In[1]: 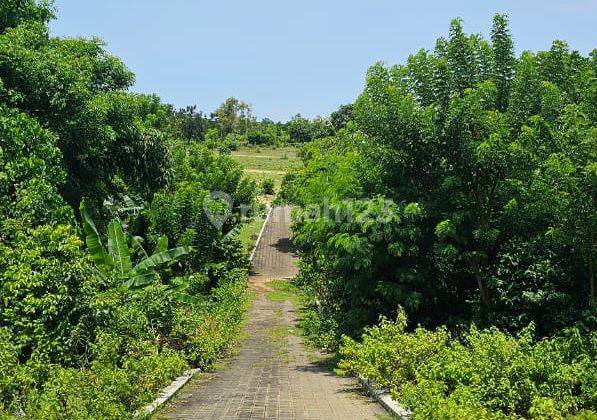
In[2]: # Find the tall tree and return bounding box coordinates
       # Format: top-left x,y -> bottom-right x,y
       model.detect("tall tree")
447,18 -> 474,93
491,14 -> 515,111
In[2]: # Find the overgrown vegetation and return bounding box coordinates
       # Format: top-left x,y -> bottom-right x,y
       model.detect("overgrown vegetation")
1,2 -> 594,417
281,14 -> 596,417
340,311 -> 595,419
0,1 -> 254,417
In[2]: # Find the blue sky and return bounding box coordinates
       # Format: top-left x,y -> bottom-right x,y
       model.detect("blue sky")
50,0 -> 596,121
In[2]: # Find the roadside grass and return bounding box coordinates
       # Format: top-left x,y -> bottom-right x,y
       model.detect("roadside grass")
266,279 -> 304,305
232,145 -> 299,159
236,215 -> 266,253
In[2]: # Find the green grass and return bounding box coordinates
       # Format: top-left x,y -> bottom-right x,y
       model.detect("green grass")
266,279 -> 304,305
236,215 -> 266,252
230,145 -> 301,194
231,146 -> 301,173
233,145 -> 300,159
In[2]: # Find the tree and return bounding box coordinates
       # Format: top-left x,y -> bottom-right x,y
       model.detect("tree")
284,13 -> 596,337
447,18 -> 474,93
330,103 -> 354,131
0,20 -> 171,208
287,113 -> 312,142
211,97 -> 254,136
491,14 -> 515,111
172,105 -> 208,142
0,0 -> 54,34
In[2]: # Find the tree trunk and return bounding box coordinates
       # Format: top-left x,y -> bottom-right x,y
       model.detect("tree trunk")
471,258 -> 491,307
589,234 -> 595,300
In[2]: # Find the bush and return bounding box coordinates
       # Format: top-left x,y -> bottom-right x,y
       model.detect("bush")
339,311 -> 596,419
261,178 -> 275,195
0,6 -> 253,417
171,269 -> 248,368
0,268 -> 249,417
0,224 -> 95,363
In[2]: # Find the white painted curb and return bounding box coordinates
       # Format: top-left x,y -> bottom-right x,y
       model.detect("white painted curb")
249,206 -> 272,262
358,375 -> 411,419
136,210 -> 272,418
135,368 -> 200,418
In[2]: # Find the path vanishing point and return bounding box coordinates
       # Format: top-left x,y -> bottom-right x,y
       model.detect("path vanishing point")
157,206 -> 387,419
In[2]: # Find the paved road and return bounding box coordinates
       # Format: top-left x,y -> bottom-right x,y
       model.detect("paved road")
157,206 -> 386,419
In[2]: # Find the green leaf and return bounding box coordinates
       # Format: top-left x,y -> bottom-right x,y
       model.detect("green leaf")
134,246 -> 194,273
131,236 -> 149,259
107,220 -> 132,278
123,273 -> 159,289
79,201 -> 113,268
154,236 -> 169,254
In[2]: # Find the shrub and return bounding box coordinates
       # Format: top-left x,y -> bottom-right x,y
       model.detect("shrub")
261,178 -> 275,195
340,312 -> 596,419
171,269 -> 248,368
0,224 -> 95,363
0,328 -> 28,413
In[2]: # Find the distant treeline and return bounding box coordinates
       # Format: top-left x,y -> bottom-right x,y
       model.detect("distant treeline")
168,97 -> 354,150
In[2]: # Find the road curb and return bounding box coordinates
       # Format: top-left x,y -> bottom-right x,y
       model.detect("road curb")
250,206 -> 272,262
137,210 -> 272,418
357,375 -> 411,419
135,368 -> 200,418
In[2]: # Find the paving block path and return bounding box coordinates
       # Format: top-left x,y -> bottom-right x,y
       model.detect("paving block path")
157,206 -> 386,420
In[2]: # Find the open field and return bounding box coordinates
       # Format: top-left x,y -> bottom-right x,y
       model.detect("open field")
231,146 -> 301,192
231,146 -> 301,171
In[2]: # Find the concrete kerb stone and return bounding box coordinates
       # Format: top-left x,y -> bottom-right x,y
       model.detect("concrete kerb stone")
357,375 -> 412,419
134,369 -> 200,418
135,208 -> 272,418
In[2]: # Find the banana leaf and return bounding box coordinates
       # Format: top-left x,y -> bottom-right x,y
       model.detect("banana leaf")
133,246 -> 194,273
123,272 -> 158,289
107,220 -> 132,278
154,236 -> 169,254
131,236 -> 149,259
79,201 -> 113,268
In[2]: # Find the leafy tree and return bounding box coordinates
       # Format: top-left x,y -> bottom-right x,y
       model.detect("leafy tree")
284,14 -> 596,339
447,18 -> 475,92
287,113 -> 333,143
330,104 -> 354,131
287,113 -> 313,142
170,105 -> 209,142
0,18 -> 170,208
491,13 -> 515,111
0,103 -> 71,225
211,97 -> 254,136
0,0 -> 54,34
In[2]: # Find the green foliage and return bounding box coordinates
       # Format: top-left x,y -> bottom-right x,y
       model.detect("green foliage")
0,19 -> 170,207
0,0 -> 54,34
0,224 -> 94,363
340,312 -> 596,419
287,113 -> 333,143
292,196 -> 425,344
261,177 -> 275,195
80,201 -> 193,289
330,103 -> 354,131
284,14 -> 596,342
0,5 -> 252,417
0,104 -> 71,225
171,269 -> 248,367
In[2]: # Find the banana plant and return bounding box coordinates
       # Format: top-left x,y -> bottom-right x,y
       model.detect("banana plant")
80,201 -> 194,289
